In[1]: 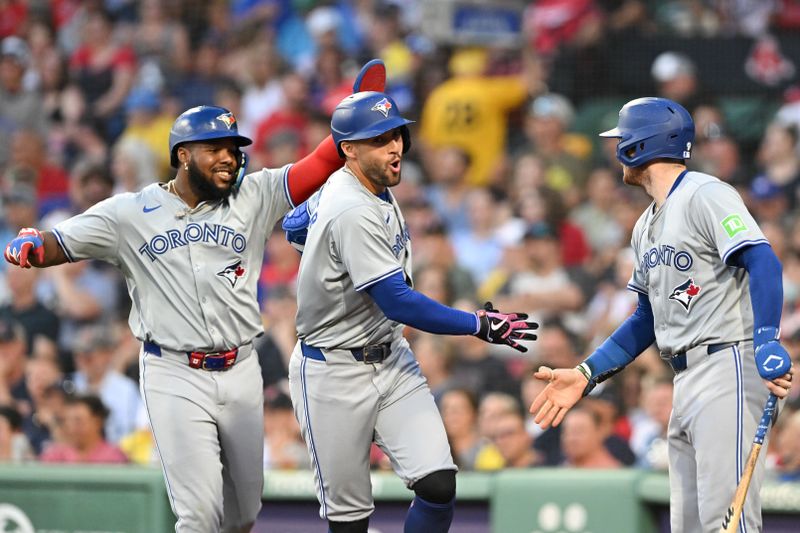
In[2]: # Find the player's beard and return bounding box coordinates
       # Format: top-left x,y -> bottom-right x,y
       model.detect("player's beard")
363,158 -> 402,189
622,164 -> 650,188
187,159 -> 233,202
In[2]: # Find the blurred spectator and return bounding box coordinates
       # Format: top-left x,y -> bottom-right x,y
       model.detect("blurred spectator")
560,406 -> 622,468
20,356 -> 64,454
411,220 -> 476,304
423,146 -> 472,234
449,189 -> 505,285
477,392 -> 521,439
110,137 -> 160,193
263,386 -> 308,470
755,122 -> 800,208
117,88 -> 172,176
489,410 -> 542,468
252,72 -> 311,168
774,409 -> 800,481
490,223 -> 585,328
748,174 -> 790,224
0,183 -> 41,255
255,284 -> 296,388
8,129 -> 70,216
414,334 -> 456,404
68,8 -> 136,141
651,0 -> 720,36
131,0 -> 191,87
650,51 -> 700,108
0,265 -> 60,351
448,307 -> 519,398
71,325 -> 142,444
172,38 -> 230,111
0,404 -> 33,462
629,375 -> 673,470
571,167 -> 625,255
0,317 -> 29,411
690,134 -> 748,187
523,0 -> 603,60
419,47 -> 530,186
0,36 -> 48,168
441,388 -> 502,471
238,43 -> 284,141
40,394 -> 128,463
523,94 -> 591,205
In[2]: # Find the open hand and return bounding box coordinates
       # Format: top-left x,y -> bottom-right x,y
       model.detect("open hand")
529,366 -> 587,428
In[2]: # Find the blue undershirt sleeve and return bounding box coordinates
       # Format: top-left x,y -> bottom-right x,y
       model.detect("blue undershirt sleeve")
728,242 -> 783,334
583,294 -> 656,379
365,271 -> 479,335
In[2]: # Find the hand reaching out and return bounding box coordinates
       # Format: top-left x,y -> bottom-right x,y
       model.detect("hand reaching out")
529,366 -> 588,428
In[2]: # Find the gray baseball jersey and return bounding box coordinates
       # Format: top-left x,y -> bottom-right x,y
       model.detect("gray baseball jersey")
289,166 -> 455,523
53,166 -> 292,351
627,171 -> 767,355
53,166 -> 292,531
295,166 -> 412,348
626,170 -> 771,533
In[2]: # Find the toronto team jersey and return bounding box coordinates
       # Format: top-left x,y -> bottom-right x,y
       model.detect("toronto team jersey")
295,166 -> 411,349
53,166 -> 293,351
627,171 -> 768,355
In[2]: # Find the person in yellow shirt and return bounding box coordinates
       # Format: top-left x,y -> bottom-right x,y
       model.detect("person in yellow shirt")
420,48 -> 539,186
117,88 -> 174,179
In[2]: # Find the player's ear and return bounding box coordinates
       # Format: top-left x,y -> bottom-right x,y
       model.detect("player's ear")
340,141 -> 357,159
177,146 -> 190,167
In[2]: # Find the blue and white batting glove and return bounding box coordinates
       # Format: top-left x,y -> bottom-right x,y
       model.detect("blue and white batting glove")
754,326 -> 791,381
4,227 -> 45,268
474,302 -> 538,353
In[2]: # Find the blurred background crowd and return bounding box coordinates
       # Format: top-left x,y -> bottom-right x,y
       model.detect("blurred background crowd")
1,0 -> 800,486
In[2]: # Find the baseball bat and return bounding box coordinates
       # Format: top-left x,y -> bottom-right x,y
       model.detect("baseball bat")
718,392 -> 778,533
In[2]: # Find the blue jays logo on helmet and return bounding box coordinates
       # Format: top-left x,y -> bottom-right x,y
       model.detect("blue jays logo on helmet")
216,112 -> 236,129
669,278 -> 702,312
370,98 -> 393,118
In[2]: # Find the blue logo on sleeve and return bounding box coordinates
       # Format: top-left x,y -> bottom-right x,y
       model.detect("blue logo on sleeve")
143,204 -> 162,213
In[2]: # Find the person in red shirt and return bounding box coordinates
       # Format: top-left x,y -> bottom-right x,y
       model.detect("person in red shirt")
39,394 -> 128,464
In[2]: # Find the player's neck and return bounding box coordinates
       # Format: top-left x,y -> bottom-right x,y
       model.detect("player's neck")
344,162 -> 386,195
169,177 -> 200,208
647,164 -> 686,208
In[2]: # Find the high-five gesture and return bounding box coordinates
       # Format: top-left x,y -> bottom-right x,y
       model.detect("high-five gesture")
473,302 -> 539,352
529,366 -> 588,428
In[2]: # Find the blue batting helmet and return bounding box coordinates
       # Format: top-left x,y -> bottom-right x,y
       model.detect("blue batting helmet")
331,91 -> 414,158
599,97 -> 694,167
168,106 -> 252,167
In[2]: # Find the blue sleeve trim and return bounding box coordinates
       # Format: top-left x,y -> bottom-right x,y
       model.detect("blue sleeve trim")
722,238 -> 769,265
626,283 -> 648,296
366,271 -> 478,335
734,243 -> 782,332
283,164 -> 295,208
585,294 -> 655,377
354,267 -> 404,292
51,228 -> 75,263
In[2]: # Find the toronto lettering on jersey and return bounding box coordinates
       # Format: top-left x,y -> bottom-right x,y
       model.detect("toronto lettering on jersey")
137,222 -> 247,261
639,244 -> 693,274
391,224 -> 411,258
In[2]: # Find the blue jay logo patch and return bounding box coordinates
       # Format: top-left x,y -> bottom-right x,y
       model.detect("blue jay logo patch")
216,112 -> 237,129
217,260 -> 245,288
669,278 -> 702,312
371,98 -> 393,117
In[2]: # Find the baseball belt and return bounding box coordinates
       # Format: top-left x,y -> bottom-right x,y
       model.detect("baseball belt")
666,341 -> 738,373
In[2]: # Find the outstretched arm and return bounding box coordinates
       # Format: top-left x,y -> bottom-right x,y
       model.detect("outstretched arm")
530,293 -> 655,428
365,271 -> 538,352
5,229 -> 69,268
285,59 -> 387,206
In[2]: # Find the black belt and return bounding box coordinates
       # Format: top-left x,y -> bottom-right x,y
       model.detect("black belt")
668,342 -> 738,373
143,341 -> 239,371
300,341 -> 391,363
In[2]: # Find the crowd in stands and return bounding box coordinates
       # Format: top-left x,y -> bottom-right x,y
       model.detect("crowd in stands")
1,0 -> 800,484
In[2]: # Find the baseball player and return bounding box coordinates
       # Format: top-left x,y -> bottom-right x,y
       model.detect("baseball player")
529,97 -> 794,533
3,61 -> 388,532
281,91 -> 538,533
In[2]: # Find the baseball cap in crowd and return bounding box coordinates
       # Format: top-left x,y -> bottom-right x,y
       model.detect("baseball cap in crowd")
529,93 -> 575,125
3,183 -> 37,206
749,175 -> 783,201
651,51 -> 696,83
524,221 -> 558,240
74,325 -> 117,354
125,88 -> 161,114
1,36 -> 30,67
0,316 -> 25,343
